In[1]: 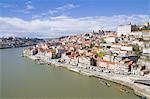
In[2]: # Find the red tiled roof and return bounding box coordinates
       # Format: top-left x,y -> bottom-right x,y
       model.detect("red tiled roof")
99,60 -> 119,65
142,30 -> 150,32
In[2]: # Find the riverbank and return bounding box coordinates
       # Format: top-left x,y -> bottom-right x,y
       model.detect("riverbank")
26,55 -> 150,99
0,45 -> 35,49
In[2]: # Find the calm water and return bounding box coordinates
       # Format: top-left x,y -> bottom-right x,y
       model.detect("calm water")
0,47 -> 139,99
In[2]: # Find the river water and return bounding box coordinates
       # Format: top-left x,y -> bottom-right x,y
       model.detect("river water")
0,47 -> 140,99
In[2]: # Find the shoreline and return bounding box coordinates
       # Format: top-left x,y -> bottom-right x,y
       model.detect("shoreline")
26,55 -> 150,99
0,45 -> 35,49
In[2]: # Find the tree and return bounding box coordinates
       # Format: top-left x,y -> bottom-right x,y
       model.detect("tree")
97,52 -> 106,59
132,44 -> 142,58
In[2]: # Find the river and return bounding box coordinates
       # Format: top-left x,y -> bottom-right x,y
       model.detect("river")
0,47 -> 140,99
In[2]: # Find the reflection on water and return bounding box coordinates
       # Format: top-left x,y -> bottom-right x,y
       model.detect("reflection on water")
0,47 -> 139,99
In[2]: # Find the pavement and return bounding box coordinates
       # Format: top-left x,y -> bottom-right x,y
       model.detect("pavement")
134,80 -> 150,86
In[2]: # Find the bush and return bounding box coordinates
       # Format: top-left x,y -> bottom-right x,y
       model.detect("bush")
132,44 -> 142,58
97,52 -> 106,59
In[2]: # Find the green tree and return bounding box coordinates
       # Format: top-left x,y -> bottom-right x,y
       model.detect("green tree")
97,52 -> 106,59
132,44 -> 142,58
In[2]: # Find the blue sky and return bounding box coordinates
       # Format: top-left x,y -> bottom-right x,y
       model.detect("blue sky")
0,0 -> 149,19
0,0 -> 149,38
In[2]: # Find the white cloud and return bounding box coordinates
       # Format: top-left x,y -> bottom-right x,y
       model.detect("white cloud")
0,15 -> 149,38
48,3 -> 79,15
32,15 -> 41,19
18,1 -> 35,14
48,10 -> 58,15
25,1 -> 35,11
25,1 -> 32,5
56,3 -> 79,10
32,3 -> 79,19
0,2 -> 15,8
26,5 -> 34,10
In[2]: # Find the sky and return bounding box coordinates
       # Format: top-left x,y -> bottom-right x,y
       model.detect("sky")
0,0 -> 150,38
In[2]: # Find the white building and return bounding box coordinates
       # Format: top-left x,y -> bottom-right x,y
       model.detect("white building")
105,37 -> 118,43
129,32 -> 142,38
61,53 -> 70,63
142,30 -> 150,40
121,46 -> 133,51
78,57 -> 90,66
143,48 -> 150,56
45,51 -> 52,59
117,24 -> 136,36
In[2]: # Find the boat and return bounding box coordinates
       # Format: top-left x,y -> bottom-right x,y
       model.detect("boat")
99,80 -> 111,87
105,82 -> 111,87
69,68 -> 79,72
48,63 -> 51,65
120,88 -> 129,93
37,60 -> 45,65
80,71 -> 92,76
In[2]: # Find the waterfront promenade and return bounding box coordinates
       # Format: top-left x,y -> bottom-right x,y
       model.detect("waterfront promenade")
134,80 -> 150,86
27,55 -> 150,99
